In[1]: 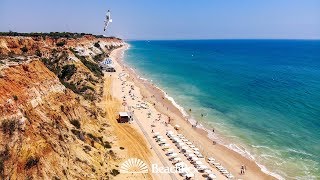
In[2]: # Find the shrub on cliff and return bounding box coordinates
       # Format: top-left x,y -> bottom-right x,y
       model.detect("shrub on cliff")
20,46 -> 28,53
60,80 -> 78,93
35,49 -> 42,57
1,119 -> 16,136
93,53 -> 104,62
59,64 -> 77,81
103,141 -> 112,149
76,55 -> 102,77
70,119 -> 81,129
56,40 -> 66,47
25,156 -> 39,169
71,129 -> 85,141
81,59 -> 103,78
94,42 -> 100,48
12,95 -> 18,101
0,146 -> 10,178
110,169 -> 119,176
79,85 -> 95,93
70,49 -> 103,77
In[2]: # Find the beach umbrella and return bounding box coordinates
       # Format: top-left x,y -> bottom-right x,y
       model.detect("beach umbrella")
216,166 -> 225,171
170,136 -> 177,140
212,162 -> 220,166
169,153 -> 178,157
159,139 -> 167,142
166,131 -> 173,135
221,170 -> 229,174
179,170 -> 187,177
186,173 -> 194,178
181,146 -> 189,150
197,153 -> 204,158
181,139 -> 188,142
192,148 -> 199,151
166,148 -> 174,152
172,137 -> 180,142
204,169 -> 212,175
177,142 -> 185,145
208,157 -> 215,162
163,143 -> 170,147
162,147 -> 169,150
189,145 -> 196,148
188,154 -> 196,158
194,161 -> 203,165
194,151 -> 200,155
177,142 -> 185,147
196,165 -> 208,171
190,157 -> 199,161
175,162 -> 185,168
166,151 -> 174,155
226,174 -> 234,179
208,174 -> 217,179
186,142 -> 192,145
173,157 -> 181,162
201,165 -> 209,170
156,136 -> 164,140
155,135 -> 163,139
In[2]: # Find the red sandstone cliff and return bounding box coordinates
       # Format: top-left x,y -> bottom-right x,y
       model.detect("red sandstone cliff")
0,34 -> 125,179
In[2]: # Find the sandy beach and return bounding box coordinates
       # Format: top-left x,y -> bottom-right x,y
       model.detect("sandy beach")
106,45 -> 275,180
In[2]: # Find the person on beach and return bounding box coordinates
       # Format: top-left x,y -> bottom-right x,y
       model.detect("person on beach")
212,128 -> 215,133
241,165 -> 246,175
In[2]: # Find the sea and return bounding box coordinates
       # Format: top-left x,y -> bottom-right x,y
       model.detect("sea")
123,40 -> 320,179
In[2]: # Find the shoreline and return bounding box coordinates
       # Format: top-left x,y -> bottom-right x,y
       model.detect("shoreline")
112,44 -> 277,179
133,75 -> 283,180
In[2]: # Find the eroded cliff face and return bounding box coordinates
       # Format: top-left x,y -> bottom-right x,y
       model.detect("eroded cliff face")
0,34 -> 125,179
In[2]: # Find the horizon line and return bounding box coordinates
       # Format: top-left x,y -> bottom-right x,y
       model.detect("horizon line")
1,31 -> 319,41
125,38 -> 320,41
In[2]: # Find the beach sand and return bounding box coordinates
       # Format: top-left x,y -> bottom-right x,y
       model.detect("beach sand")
107,45 -> 275,180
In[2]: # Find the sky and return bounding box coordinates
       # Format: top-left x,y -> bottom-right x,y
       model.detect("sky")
0,0 -> 319,40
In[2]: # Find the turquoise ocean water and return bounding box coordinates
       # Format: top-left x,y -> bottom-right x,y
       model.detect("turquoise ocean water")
123,40 -> 320,179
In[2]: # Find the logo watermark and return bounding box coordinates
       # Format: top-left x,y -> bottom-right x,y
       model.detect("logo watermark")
120,158 -> 198,175
120,158 -> 148,174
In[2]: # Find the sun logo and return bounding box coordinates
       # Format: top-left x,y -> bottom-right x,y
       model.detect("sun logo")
120,158 -> 148,174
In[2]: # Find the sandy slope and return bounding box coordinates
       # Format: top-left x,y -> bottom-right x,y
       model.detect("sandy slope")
103,68 -> 175,180
103,74 -> 151,179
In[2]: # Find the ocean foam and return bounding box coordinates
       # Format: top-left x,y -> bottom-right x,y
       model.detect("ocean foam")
257,163 -> 285,180
154,84 -> 285,180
